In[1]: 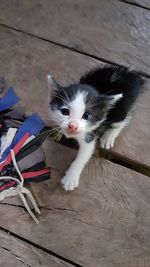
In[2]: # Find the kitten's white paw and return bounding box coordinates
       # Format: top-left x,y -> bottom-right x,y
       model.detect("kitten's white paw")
61,171 -> 79,191
100,128 -> 118,149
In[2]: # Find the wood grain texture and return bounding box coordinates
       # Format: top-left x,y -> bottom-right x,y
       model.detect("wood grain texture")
0,230 -> 72,267
1,141 -> 150,267
0,2 -> 149,267
0,27 -> 150,168
0,25 -> 149,166
124,0 -> 150,9
0,0 -> 150,75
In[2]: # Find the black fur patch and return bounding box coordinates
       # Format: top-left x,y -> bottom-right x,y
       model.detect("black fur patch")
80,66 -> 144,124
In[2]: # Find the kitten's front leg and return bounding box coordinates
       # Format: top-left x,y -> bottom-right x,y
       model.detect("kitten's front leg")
100,119 -> 129,149
61,138 -> 96,191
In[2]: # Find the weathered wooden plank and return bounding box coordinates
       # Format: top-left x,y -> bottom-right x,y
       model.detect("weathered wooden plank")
0,26 -> 149,167
0,26 -> 99,120
108,82 -> 150,166
0,0 -> 150,75
1,140 -> 150,267
124,0 -> 150,9
0,230 -> 72,267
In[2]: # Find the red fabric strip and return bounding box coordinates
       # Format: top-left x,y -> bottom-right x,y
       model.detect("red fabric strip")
0,132 -> 29,171
22,168 -> 50,179
0,180 -> 16,191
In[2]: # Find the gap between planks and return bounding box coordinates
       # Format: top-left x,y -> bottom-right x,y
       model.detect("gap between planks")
47,134 -> 150,177
118,0 -> 150,11
0,226 -> 85,267
0,22 -> 150,80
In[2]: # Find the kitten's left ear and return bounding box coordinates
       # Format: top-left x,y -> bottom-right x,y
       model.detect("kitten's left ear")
107,93 -> 123,106
47,74 -> 60,102
102,93 -> 123,110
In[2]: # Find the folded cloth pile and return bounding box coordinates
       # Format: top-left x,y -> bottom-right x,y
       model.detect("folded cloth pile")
0,83 -> 50,223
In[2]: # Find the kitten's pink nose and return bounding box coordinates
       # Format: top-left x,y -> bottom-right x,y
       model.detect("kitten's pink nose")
68,122 -> 78,133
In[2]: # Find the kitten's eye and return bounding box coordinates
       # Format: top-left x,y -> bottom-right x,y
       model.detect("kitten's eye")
60,108 -> 70,116
82,111 -> 91,120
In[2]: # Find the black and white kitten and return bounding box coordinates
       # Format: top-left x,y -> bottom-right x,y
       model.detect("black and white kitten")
48,66 -> 144,191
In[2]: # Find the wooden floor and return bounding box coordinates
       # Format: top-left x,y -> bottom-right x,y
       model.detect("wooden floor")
0,1 -> 150,266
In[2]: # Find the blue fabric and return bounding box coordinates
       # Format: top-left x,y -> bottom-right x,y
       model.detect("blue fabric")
1,113 -> 45,162
0,87 -> 20,112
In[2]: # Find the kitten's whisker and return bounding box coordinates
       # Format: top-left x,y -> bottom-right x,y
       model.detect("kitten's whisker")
53,129 -> 63,142
49,126 -> 60,132
61,87 -> 70,102
86,101 -> 100,109
54,95 -> 69,105
53,133 -> 59,141
49,130 -> 59,135
48,126 -> 61,137
86,93 -> 98,109
48,124 -> 59,128
99,88 -> 115,97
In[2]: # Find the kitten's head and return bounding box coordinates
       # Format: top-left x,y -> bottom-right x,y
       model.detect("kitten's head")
48,75 -> 122,139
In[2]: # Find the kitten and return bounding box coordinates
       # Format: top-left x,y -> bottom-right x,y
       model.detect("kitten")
48,66 -> 144,191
